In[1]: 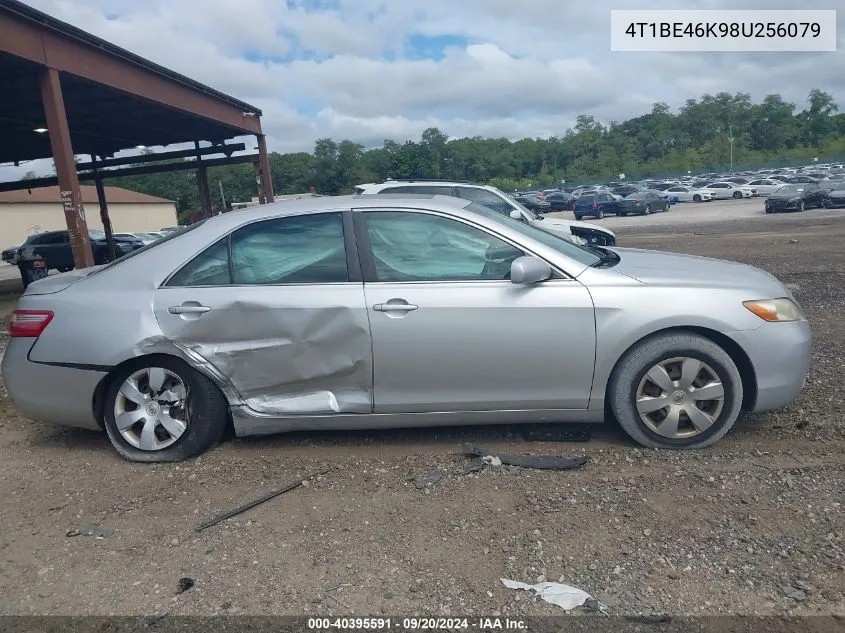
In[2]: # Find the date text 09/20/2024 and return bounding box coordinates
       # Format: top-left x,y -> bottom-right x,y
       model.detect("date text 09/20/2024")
307,617 -> 526,630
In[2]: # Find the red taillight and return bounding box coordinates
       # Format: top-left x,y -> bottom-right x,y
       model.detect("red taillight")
9,310 -> 54,338
592,203 -> 598,209
635,200 -> 641,205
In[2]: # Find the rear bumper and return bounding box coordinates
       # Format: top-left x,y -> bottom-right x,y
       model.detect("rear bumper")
0,338 -> 104,430
727,320 -> 812,412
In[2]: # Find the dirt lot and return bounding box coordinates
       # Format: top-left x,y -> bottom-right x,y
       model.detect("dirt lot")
0,204 -> 843,619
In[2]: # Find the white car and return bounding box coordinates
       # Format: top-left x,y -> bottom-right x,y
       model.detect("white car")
702,182 -> 758,199
355,181 -> 617,246
745,179 -> 788,196
664,186 -> 715,203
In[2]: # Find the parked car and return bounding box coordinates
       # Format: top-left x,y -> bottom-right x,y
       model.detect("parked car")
664,186 -> 715,203
702,182 -> 757,199
617,191 -> 670,216
822,186 -> 845,208
6,229 -> 143,272
1,195 -> 810,461
114,232 -> 158,246
2,243 -> 24,265
514,193 -> 551,212
783,176 -> 819,184
355,181 -> 616,246
725,177 -> 750,185
543,191 -> 576,211
764,183 -> 825,213
572,192 -> 620,220
745,179 -> 787,196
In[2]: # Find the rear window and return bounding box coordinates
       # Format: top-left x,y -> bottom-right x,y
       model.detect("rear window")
576,194 -> 596,203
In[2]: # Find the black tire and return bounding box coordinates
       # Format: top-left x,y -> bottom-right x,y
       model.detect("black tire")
798,200 -> 805,212
643,205 -> 652,215
103,356 -> 228,462
693,194 -> 701,202
765,207 -> 773,214
618,212 -> 627,217
574,214 -> 583,221
596,209 -> 605,219
732,191 -> 743,199
607,332 -> 743,449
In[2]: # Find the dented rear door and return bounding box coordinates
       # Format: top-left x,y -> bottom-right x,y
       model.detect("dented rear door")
152,211 -> 373,415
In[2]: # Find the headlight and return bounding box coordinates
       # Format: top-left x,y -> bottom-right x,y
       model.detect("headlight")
743,298 -> 805,322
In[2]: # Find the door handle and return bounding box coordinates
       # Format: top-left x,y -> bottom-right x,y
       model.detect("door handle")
168,304 -> 211,314
373,302 -> 418,312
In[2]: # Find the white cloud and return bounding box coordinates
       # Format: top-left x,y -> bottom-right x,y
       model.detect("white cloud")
7,0 -> 845,160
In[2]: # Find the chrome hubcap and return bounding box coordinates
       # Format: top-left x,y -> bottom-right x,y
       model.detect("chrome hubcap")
114,367 -> 189,451
635,357 -> 725,439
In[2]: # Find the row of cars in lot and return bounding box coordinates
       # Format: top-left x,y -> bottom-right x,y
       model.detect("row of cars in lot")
1,228 -> 179,283
510,163 -> 845,219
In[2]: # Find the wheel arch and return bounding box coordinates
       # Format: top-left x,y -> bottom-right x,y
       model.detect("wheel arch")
92,352 -> 234,431
602,326 -> 757,415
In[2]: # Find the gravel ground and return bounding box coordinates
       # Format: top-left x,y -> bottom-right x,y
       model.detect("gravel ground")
0,209 -> 842,619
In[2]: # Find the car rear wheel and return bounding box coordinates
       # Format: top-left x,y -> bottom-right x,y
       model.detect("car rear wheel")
618,212 -> 627,217
574,214 -> 583,221
608,332 -> 743,449
103,357 -> 228,462
798,200 -> 805,212
596,209 -> 605,219
732,191 -> 743,199
643,205 -> 651,215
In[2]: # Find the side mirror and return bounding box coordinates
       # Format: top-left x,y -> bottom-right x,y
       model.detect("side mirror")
510,256 -> 553,284
509,210 -> 522,220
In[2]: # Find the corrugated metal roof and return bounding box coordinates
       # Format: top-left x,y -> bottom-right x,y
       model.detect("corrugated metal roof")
0,185 -> 173,204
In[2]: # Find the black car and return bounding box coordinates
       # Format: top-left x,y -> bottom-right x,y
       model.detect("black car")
783,176 -> 819,184
513,193 -> 551,212
616,191 -> 670,216
822,187 -> 845,208
12,229 -> 143,271
543,191 -> 576,211
764,183 -> 825,213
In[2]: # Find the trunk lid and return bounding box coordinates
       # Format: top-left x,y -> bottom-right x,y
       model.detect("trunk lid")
23,265 -> 104,295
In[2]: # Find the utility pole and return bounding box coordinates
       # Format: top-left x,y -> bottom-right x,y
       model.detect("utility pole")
218,180 -> 226,210
729,124 -> 734,172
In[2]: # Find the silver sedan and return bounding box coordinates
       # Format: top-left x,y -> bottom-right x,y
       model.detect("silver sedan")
1,195 -> 811,462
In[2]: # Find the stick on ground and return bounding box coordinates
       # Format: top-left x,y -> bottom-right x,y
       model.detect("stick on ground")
196,468 -> 330,531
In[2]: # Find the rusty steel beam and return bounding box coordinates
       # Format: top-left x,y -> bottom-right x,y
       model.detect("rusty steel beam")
40,67 -> 94,269
0,154 -> 259,192
0,10 -> 262,136
78,143 -> 247,171
94,171 -> 116,261
256,134 -> 275,203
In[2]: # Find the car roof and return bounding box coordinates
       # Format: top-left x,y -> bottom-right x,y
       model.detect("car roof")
196,193 -> 474,233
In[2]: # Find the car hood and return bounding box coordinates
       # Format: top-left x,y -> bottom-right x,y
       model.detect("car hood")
531,216 -> 615,237
608,247 -> 786,294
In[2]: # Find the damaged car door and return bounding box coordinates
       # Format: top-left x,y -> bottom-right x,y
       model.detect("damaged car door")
153,211 -> 373,415
355,209 -> 596,414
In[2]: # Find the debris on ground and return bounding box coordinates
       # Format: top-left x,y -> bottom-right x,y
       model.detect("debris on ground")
410,471 -> 442,489
176,577 -> 195,594
66,525 -> 113,539
196,468 -> 330,531
463,443 -> 588,471
501,578 -> 604,611
521,424 -> 592,443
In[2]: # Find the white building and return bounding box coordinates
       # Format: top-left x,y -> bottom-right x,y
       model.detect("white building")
0,185 -> 178,247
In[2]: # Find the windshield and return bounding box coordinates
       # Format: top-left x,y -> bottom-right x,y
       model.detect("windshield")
466,203 -> 602,267
89,229 -> 106,239
493,188 -> 538,220
90,222 -> 206,274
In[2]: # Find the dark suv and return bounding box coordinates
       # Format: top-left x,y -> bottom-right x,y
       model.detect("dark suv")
11,229 -> 143,272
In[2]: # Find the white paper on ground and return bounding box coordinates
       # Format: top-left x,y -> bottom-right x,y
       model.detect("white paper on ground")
500,578 -> 597,611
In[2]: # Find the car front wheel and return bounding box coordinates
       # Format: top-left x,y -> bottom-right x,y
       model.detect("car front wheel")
733,191 -> 743,199
693,195 -> 701,202
608,332 -> 743,449
103,357 -> 228,462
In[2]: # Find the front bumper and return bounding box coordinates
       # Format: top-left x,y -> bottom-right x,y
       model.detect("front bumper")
0,338 -> 105,430
766,200 -> 801,211
727,319 -> 811,412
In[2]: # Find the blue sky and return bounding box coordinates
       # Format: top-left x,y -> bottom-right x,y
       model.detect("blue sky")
9,0 -> 845,162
